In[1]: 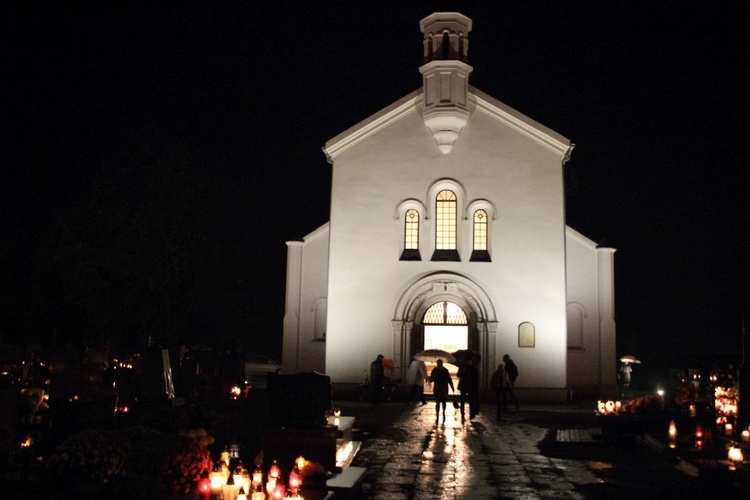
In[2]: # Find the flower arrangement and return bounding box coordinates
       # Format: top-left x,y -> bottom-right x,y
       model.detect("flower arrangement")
159,428 -> 214,497
622,393 -> 665,415
48,429 -> 130,485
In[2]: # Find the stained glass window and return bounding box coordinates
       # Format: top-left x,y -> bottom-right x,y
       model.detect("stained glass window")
404,209 -> 419,250
435,190 -> 457,250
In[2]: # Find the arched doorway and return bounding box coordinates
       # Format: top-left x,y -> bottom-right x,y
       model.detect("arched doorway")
422,300 -> 468,393
392,272 -> 498,396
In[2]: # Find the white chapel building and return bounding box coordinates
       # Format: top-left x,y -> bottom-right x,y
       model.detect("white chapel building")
282,12 -> 617,401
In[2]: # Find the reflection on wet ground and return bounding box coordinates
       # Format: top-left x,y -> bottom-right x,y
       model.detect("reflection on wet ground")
338,400 -> 748,499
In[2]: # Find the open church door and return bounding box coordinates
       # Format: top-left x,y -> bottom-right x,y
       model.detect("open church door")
421,301 -> 469,394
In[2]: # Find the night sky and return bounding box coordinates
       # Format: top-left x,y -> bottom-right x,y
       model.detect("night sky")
2,3 -> 748,366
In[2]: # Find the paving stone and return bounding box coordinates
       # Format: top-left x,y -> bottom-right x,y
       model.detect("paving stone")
341,399 -> 748,499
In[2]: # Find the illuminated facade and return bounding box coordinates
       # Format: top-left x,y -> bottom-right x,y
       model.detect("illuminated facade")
282,12 -> 616,400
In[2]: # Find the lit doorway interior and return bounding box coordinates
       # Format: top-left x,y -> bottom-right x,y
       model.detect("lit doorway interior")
422,301 -> 468,393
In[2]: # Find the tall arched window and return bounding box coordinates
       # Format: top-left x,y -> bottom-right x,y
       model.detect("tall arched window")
470,209 -> 490,262
432,190 -> 460,261
400,209 -> 421,261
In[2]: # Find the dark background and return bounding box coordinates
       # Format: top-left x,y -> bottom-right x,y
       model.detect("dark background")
2,3 -> 748,366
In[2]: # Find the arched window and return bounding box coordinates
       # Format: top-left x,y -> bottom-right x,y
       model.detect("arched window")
567,304 -> 584,349
424,301 -> 468,325
432,190 -> 460,261
470,209 -> 490,262
400,209 -> 421,261
441,31 -> 451,59
519,322 -> 535,348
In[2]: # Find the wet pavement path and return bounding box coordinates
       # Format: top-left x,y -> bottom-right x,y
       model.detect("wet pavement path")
337,400 -> 748,499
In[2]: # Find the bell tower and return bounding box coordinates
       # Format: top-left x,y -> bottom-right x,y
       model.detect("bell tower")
419,12 -> 473,154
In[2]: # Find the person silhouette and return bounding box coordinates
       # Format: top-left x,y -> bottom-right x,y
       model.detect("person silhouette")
429,359 -> 454,423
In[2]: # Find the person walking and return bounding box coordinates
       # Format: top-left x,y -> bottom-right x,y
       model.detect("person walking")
370,354 -> 385,403
405,358 -> 428,405
620,363 -> 632,389
502,354 -> 520,410
429,359 -> 454,423
490,363 -> 510,421
457,358 -> 479,420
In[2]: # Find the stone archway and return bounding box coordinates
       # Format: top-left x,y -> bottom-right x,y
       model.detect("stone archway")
392,272 -> 498,394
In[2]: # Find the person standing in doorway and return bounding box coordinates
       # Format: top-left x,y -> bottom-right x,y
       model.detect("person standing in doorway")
429,359 -> 454,423
405,358 -> 428,405
502,354 -> 520,410
370,354 -> 385,403
457,358 -> 479,420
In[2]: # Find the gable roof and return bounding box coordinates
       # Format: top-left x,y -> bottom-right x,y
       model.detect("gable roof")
323,86 -> 572,162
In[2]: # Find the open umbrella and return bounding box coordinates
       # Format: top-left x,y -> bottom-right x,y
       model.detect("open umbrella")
620,355 -> 641,364
414,349 -> 457,364
452,349 -> 481,365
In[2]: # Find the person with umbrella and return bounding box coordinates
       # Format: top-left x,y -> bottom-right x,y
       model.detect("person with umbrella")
620,363 -> 632,389
619,355 -> 640,390
429,359 -> 454,423
405,357 -> 428,405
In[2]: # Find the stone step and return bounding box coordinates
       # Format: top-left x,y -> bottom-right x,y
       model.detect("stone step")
556,428 -> 598,443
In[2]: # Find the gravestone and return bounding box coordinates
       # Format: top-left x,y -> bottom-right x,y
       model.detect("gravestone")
266,371 -> 331,428
262,372 -> 337,471
139,348 -> 175,401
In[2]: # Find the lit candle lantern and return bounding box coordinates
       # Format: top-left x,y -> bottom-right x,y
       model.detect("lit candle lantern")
742,429 -> 750,443
725,423 -> 733,435
210,466 -> 227,496
333,408 -> 341,418
694,424 -> 704,450
289,465 -> 302,491
689,404 -> 696,417
615,401 -> 622,413
273,479 -> 286,500
728,446 -> 744,469
268,460 -> 281,479
234,473 -> 245,490
253,464 -> 263,486
266,478 -> 277,496
605,401 -> 615,414
668,420 -> 677,449
197,476 -> 212,500
295,455 -> 306,471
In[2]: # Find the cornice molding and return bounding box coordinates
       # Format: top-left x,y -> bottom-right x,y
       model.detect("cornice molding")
323,91 -> 421,162
471,88 -> 570,157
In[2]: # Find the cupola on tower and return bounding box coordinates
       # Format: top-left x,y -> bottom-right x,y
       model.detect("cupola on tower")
419,12 -> 473,154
